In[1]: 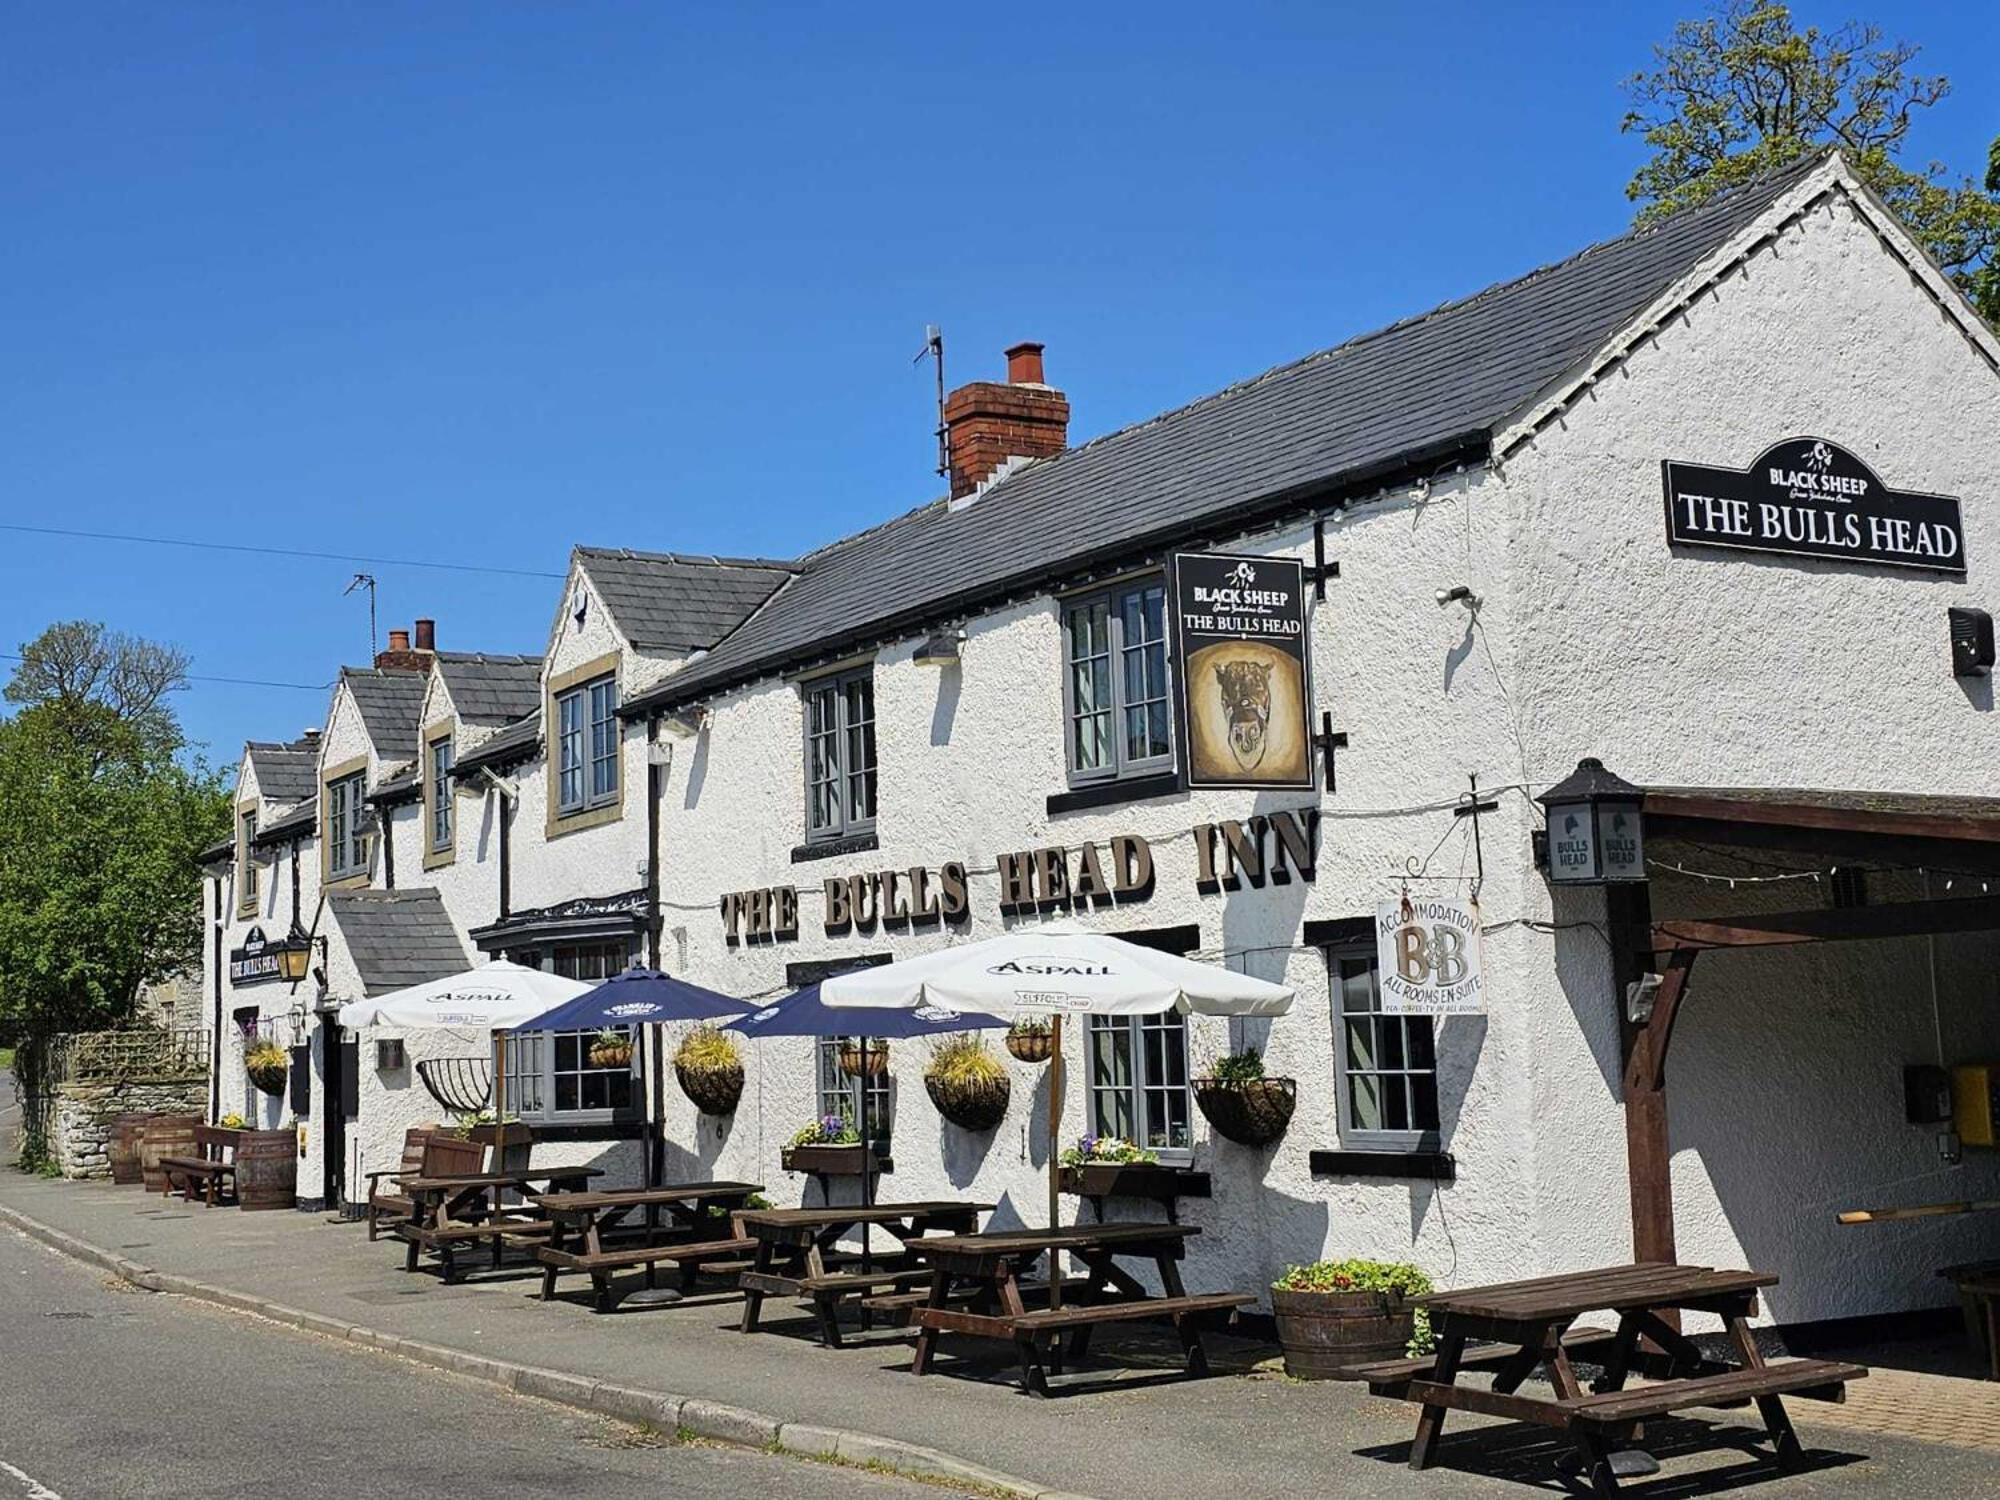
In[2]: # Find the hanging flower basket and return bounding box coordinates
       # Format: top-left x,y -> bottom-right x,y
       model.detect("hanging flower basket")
1194,1076 -> 1297,1147
838,1041 -> 890,1077
588,1031 -> 635,1070
676,1060 -> 744,1116
1004,1026 -> 1053,1064
924,1072 -> 1010,1132
244,1042 -> 290,1098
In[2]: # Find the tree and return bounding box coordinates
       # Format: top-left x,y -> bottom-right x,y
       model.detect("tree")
1623,1 -> 2000,323
0,622 -> 230,1165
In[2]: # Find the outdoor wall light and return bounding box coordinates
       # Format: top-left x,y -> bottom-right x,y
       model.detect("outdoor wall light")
914,629 -> 965,667
274,932 -> 316,984
1625,973 -> 1663,1024
661,706 -> 710,738
1537,757 -> 1648,885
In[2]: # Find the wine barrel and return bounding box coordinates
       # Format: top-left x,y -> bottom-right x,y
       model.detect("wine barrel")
137,1115 -> 199,1194
109,1112 -> 154,1185
234,1129 -> 298,1212
1272,1288 -> 1415,1379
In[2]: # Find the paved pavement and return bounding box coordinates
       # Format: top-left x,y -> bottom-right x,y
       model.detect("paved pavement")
0,1223 -> 932,1499
4,1169 -> 1994,1498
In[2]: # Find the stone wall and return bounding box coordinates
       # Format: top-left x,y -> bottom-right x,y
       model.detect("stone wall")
54,1075 -> 209,1180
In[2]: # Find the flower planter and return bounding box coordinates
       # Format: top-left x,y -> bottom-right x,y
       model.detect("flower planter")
837,1043 -> 889,1078
109,1112 -> 156,1186
588,1043 -> 635,1070
924,1073 -> 1010,1132
1193,1076 -> 1297,1147
676,1060 -> 744,1116
461,1121 -> 533,1171
1271,1286 -> 1414,1379
234,1128 -> 298,1212
1058,1164 -> 1211,1202
246,1058 -> 289,1098
1004,1030 -> 1053,1064
781,1143 -> 887,1176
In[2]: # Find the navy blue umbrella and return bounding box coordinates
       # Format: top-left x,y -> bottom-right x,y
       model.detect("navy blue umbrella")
516,967 -> 748,1033
723,983 -> 1001,1039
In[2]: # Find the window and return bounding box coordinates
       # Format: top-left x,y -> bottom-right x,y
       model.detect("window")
803,668 -> 876,842
1063,579 -> 1172,783
501,940 -> 636,1124
556,674 -> 619,816
325,772 -> 369,880
1331,948 -> 1439,1149
237,809 -> 258,912
428,736 -> 455,853
1086,1013 -> 1192,1161
816,1037 -> 891,1147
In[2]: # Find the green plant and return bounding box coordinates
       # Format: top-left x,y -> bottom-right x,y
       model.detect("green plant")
243,1038 -> 287,1070
674,1024 -> 741,1072
1273,1258 -> 1436,1356
924,1034 -> 1005,1086
1059,1135 -> 1159,1168
219,1112 -> 248,1129
704,1192 -> 771,1222
1005,1018 -> 1050,1038
787,1114 -> 859,1149
1208,1047 -> 1266,1085
451,1108 -> 520,1139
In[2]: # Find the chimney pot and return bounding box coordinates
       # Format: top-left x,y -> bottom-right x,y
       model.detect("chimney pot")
1005,342 -> 1046,385
387,629 -> 411,652
414,618 -> 436,652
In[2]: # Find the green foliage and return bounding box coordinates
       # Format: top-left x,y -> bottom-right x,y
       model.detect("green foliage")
1058,1135 -> 1159,1167
1005,1017 -> 1051,1038
1208,1047 -> 1266,1085
1274,1258 -> 1436,1356
788,1112 -> 859,1148
451,1108 -> 519,1138
1623,1 -> 2000,322
924,1033 -> 1005,1086
243,1038 -> 288,1071
219,1112 -> 249,1129
673,1023 -> 741,1072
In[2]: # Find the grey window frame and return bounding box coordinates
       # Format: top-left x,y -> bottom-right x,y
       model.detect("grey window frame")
815,1037 -> 891,1147
325,772 -> 369,880
500,940 -> 636,1125
1085,1012 -> 1193,1164
238,809 -> 259,903
556,673 -> 619,815
1060,577 -> 1174,787
1329,944 -> 1441,1152
801,666 -> 876,844
428,736 -> 455,852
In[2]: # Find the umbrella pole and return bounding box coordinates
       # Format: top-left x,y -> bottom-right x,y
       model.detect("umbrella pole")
1047,1014 -> 1063,1312
860,1037 -> 873,1277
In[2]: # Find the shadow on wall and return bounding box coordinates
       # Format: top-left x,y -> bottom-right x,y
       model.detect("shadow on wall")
682,727 -> 711,810
929,663 -> 962,746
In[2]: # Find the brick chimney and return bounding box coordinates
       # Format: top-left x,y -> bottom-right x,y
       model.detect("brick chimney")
374,621 -> 437,673
944,341 -> 1068,503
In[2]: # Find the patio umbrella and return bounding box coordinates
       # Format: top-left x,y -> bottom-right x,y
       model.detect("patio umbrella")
821,922 -> 1294,1307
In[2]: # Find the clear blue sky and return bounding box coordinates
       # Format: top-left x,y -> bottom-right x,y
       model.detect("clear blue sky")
5,2 -> 1995,766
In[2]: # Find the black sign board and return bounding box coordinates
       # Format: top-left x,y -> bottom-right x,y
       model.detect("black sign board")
229,926 -> 283,986
1663,437 -> 1965,575
1169,551 -> 1314,790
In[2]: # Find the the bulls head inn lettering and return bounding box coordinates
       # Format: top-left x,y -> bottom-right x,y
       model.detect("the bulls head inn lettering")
1663,437 -> 1965,575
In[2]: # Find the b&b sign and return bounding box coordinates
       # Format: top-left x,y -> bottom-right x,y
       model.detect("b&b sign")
1376,895 -> 1486,1017
1663,437 -> 1964,575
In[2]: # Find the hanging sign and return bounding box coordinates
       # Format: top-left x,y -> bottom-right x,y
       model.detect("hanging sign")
229,927 -> 283,986
1376,895 -> 1486,1016
1663,437 -> 1964,575
1170,551 -> 1314,790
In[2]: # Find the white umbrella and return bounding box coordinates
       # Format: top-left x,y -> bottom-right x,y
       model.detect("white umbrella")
822,922 -> 1293,1307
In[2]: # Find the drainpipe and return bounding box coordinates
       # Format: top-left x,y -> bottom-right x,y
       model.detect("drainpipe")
210,875 -> 223,1122
380,801 -> 396,890
646,715 -> 664,1187
498,781 -> 512,920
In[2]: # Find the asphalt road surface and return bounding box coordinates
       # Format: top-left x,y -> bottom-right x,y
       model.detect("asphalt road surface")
0,1225 -> 934,1499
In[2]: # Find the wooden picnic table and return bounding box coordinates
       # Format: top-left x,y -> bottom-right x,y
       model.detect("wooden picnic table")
737,1201 -> 991,1347
529,1181 -> 766,1311
902,1222 -> 1251,1396
1354,1261 -> 1867,1496
393,1166 -> 603,1283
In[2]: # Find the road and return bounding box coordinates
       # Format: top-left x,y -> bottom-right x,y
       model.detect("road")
0,1225 -> 933,1499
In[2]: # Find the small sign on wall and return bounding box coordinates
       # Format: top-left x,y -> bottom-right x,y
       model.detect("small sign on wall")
1376,894 -> 1486,1016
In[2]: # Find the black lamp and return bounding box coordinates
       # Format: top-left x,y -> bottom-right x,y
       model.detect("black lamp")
1537,758 -> 1647,885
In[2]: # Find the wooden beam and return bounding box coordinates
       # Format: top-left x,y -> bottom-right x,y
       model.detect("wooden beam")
1623,947 -> 1695,1265
1653,893 -> 2000,952
1644,790 -> 2000,846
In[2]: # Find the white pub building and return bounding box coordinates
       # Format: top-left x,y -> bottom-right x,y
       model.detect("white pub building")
200,150 -> 2000,1337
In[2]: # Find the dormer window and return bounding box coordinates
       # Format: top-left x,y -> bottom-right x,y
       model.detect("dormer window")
325,769 -> 369,881
556,674 -> 618,815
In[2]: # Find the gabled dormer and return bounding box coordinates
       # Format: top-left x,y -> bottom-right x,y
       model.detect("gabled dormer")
320,663 -> 426,890
231,732 -> 319,919
412,651 -> 541,870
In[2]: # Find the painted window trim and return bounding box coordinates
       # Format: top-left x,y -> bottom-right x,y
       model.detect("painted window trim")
1326,939 -> 1441,1154
321,758 -> 372,887
1085,1012 -> 1195,1166
423,724 -> 456,870
235,803 -> 260,917
1059,576 -> 1176,788
544,652 -> 624,838
800,665 -> 877,845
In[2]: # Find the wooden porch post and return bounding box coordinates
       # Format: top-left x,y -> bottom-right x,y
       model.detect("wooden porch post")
1609,881 -> 1684,1264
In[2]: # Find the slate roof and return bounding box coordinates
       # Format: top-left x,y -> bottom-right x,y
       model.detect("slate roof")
456,709 -> 543,773
435,652 -> 542,725
368,766 -> 421,805
341,667 -> 428,750
251,795 -> 318,846
245,736 -> 319,804
628,152 -> 1833,715
196,835 -> 235,867
575,548 -> 796,653
327,887 -> 470,996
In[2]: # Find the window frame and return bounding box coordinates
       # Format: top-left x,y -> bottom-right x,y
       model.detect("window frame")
500,940 -> 638,1126
1060,577 -> 1175,788
426,731 -> 455,857
554,671 -> 620,818
1085,1012 -> 1194,1165
1328,942 -> 1441,1153
815,1037 -> 891,1147
324,770 -> 370,882
236,807 -> 259,915
801,666 -> 877,844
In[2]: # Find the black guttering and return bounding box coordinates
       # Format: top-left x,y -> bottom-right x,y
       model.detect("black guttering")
621,430 -> 1490,720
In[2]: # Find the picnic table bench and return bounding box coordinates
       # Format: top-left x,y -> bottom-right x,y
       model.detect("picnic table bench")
906,1222 -> 1252,1396
365,1127 -> 484,1241
394,1167 -> 601,1283
1939,1259 -> 2000,1381
737,1201 -> 990,1347
159,1124 -> 238,1207
530,1181 -> 765,1311
1352,1262 -> 1866,1495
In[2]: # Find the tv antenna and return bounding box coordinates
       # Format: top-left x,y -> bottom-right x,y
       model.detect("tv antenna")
913,324 -> 946,479
344,573 -> 378,659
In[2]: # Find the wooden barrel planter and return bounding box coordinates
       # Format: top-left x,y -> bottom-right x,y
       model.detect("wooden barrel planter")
138,1116 -> 199,1193
109,1113 -> 154,1185
676,1061 -> 744,1116
234,1129 -> 298,1212
1271,1287 -> 1414,1379
1193,1077 -> 1297,1147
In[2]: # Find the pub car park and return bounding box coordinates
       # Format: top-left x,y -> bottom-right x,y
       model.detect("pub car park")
143,151 -> 2000,1471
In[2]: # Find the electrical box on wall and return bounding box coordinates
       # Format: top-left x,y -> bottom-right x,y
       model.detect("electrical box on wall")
1904,1064 -> 1952,1125
1950,607 -> 1995,678
1951,1063 -> 2000,1147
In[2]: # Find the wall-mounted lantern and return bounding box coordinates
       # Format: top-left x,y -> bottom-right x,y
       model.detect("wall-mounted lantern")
274,933 -> 316,984
913,630 -> 964,668
1537,757 -> 1647,885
